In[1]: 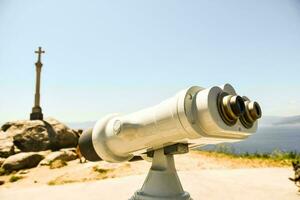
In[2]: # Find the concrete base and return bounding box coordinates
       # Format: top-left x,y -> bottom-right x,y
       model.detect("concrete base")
130,149 -> 192,200
30,106 -> 43,120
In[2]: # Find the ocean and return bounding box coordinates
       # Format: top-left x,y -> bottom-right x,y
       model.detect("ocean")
201,126 -> 300,153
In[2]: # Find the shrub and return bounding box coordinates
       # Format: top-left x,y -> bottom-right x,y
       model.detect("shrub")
0,168 -> 6,176
9,175 -> 23,182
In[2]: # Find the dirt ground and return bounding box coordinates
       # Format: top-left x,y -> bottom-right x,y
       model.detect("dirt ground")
0,151 -> 299,199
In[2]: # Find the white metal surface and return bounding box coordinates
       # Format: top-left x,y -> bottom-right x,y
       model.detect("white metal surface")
130,149 -> 191,200
92,84 -> 258,162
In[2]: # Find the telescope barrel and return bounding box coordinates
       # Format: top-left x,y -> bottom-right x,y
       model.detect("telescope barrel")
79,84 -> 261,163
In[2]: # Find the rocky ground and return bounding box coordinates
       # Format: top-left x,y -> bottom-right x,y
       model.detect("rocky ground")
2,150 -> 297,187
0,118 -> 299,199
0,150 -> 296,185
0,118 -> 82,185
0,151 -> 299,200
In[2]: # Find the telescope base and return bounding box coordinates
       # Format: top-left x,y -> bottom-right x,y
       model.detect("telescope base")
129,148 -> 192,200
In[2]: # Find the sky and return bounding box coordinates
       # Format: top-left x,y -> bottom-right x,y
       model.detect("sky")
0,0 -> 300,123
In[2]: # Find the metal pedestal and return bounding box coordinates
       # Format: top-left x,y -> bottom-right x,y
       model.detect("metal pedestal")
130,148 -> 192,200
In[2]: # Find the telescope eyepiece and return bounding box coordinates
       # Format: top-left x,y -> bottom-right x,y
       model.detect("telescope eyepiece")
217,92 -> 245,126
248,101 -> 262,120
229,95 -> 245,117
240,99 -> 262,128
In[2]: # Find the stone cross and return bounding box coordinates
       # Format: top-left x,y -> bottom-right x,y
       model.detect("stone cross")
30,47 -> 45,120
35,47 -> 45,63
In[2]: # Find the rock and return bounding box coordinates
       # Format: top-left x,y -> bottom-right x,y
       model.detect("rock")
39,149 -> 77,166
0,141 -> 14,158
18,170 -> 29,175
1,118 -> 79,152
38,150 -> 52,157
0,132 -> 15,158
14,146 -> 21,154
12,121 -> 51,152
60,147 -> 76,153
45,118 -> 79,150
2,152 -> 44,171
0,180 -> 4,185
0,157 -> 5,166
1,123 -> 12,132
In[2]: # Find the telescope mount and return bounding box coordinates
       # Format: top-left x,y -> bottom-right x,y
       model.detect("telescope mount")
130,143 -> 192,200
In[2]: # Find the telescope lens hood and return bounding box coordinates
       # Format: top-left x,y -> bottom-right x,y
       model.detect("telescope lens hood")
79,128 -> 102,161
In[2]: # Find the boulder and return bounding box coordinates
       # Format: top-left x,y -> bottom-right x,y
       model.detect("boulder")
1,152 -> 44,171
1,118 -> 79,152
45,118 -> 79,149
0,157 -> 5,166
0,131 -> 15,158
1,123 -> 12,132
39,149 -> 77,166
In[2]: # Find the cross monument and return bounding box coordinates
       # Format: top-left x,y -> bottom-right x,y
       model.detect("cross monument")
30,47 -> 45,120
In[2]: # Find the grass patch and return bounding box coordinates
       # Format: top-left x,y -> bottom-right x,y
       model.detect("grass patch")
92,166 -> 115,179
9,175 -> 23,182
0,168 -> 6,176
92,166 -> 111,174
197,144 -> 300,167
49,160 -> 67,169
47,180 -> 56,186
47,166 -> 116,186
48,178 -> 89,186
47,179 -> 76,186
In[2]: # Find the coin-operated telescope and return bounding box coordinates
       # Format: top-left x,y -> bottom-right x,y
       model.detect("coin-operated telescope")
79,84 -> 261,200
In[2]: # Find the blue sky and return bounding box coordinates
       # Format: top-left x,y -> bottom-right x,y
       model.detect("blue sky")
0,0 -> 300,123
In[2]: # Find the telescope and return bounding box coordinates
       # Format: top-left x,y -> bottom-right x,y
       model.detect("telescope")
79,83 -> 261,200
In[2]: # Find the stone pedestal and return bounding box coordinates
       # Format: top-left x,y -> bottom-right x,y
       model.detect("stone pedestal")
30,106 -> 43,120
